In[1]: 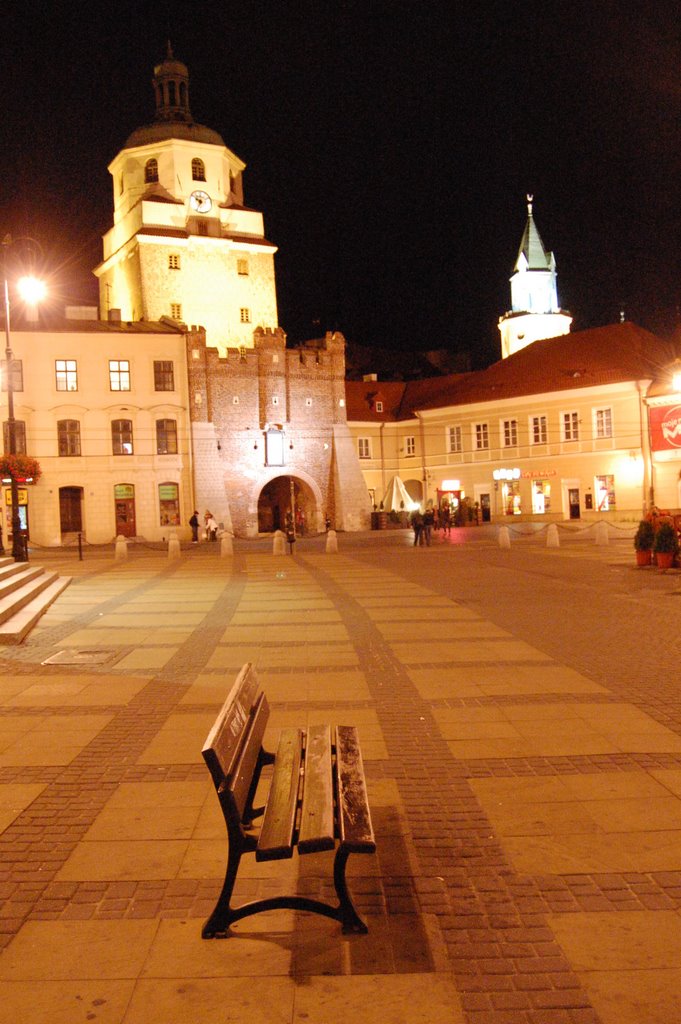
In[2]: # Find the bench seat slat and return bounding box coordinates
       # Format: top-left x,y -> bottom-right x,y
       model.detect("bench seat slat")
335,725 -> 376,853
256,728 -> 303,861
298,724 -> 335,853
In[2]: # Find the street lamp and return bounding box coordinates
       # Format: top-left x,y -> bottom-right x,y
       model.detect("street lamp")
2,240 -> 46,561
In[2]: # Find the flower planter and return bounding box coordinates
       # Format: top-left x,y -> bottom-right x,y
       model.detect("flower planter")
635,549 -> 652,567
656,551 -> 674,570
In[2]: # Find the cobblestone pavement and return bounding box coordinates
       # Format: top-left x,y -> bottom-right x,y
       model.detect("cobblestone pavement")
0,526 -> 679,1023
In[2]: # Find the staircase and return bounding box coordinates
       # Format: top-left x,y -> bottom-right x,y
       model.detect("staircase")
0,558 -> 71,645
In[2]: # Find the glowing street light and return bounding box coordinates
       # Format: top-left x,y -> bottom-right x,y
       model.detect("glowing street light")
2,239 -> 46,561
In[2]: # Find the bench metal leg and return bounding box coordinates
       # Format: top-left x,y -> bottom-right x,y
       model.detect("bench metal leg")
202,844 -> 368,938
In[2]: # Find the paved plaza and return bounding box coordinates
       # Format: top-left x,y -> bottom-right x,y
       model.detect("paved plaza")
0,524 -> 680,1023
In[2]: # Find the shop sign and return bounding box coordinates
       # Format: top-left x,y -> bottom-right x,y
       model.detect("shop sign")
650,404 -> 681,451
4,488 -> 27,505
492,467 -> 520,480
521,470 -> 557,479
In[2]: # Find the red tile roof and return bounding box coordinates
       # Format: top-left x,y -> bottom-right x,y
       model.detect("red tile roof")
346,324 -> 677,421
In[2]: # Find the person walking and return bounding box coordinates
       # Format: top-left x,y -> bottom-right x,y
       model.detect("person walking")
189,510 -> 200,543
423,506 -> 434,546
411,509 -> 424,546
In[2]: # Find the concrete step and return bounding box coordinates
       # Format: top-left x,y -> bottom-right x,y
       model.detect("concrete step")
0,568 -> 71,644
0,562 -> 46,596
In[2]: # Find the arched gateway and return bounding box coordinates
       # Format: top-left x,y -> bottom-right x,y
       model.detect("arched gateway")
256,473 -> 322,534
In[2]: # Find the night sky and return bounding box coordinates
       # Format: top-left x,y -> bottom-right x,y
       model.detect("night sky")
2,1 -> 681,367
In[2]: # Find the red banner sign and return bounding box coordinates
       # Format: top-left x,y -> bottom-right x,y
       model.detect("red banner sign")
650,404 -> 681,451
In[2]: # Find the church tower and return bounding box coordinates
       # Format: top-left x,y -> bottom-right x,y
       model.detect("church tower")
94,46 -> 278,354
498,196 -> 572,359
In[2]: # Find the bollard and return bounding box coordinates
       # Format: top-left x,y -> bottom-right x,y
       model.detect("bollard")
167,530 -> 181,560
114,534 -> 128,561
498,525 -> 511,549
77,531 -> 83,561
595,521 -> 609,546
546,523 -> 560,548
326,529 -> 338,553
220,532 -> 234,557
273,530 -> 286,555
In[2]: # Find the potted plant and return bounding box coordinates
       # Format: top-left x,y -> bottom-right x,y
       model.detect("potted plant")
633,519 -> 655,566
653,520 -> 679,570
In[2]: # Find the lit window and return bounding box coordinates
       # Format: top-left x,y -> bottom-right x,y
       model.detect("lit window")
168,254 -> 180,270
3,420 -> 26,455
502,419 -> 518,447
237,258 -> 249,276
595,407 -> 613,438
240,308 -> 251,323
475,423 -> 489,450
109,360 -> 131,391
531,415 -> 547,444
170,303 -> 182,320
191,158 -> 206,181
156,418 -> 178,455
144,158 -> 158,183
562,411 -> 579,441
404,436 -> 416,457
153,360 -> 174,391
448,425 -> 462,453
159,482 -> 180,526
111,419 -> 133,455
57,419 -> 81,456
358,437 -> 371,459
56,359 -> 78,392
595,474 -> 616,511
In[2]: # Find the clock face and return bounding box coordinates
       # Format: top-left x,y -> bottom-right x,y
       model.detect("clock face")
190,190 -> 212,213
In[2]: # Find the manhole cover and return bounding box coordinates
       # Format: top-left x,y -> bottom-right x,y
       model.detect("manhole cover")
42,649 -> 120,666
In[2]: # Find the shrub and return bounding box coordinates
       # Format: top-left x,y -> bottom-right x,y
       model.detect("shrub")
633,519 -> 655,551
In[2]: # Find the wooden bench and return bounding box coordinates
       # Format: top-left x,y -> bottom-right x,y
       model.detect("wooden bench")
201,662 -> 376,938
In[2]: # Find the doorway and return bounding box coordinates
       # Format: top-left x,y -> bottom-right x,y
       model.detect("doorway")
479,493 -> 491,522
568,487 -> 580,520
257,476 -> 316,534
114,484 -> 136,537
59,486 -> 83,533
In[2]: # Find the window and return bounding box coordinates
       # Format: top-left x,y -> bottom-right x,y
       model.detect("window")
595,407 -> 613,438
191,158 -> 206,181
404,436 -> 416,457
272,396 -> 279,406
57,419 -> 81,456
109,360 -> 130,391
595,474 -> 616,511
237,258 -> 249,276
562,411 -> 580,441
112,419 -> 133,455
448,425 -> 462,453
1,359 -> 23,392
168,254 -> 180,270
170,303 -> 182,320
240,308 -> 251,323
3,420 -> 26,455
232,396 -> 239,405
55,359 -> 77,392
197,221 -> 208,236
159,482 -> 180,526
375,401 -> 383,413
502,419 -> 518,447
153,360 -> 174,391
358,437 -> 371,459
475,422 -> 489,450
531,415 -> 547,445
265,428 -> 284,467
144,158 -> 158,183
156,418 -> 178,455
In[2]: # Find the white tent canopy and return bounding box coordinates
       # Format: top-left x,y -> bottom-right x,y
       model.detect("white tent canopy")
381,475 -> 420,512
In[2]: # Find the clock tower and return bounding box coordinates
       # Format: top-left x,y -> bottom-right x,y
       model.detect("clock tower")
95,45 -> 278,353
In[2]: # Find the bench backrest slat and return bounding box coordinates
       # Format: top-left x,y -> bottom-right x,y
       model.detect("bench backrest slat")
229,692 -> 270,819
201,663 -> 261,791
335,725 -> 376,852
298,724 -> 335,853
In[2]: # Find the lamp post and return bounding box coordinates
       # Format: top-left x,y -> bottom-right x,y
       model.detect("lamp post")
2,237 -> 45,561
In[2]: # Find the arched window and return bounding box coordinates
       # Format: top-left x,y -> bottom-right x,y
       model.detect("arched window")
145,159 -> 158,183
156,419 -> 178,455
192,158 -> 206,182
111,419 -> 133,455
